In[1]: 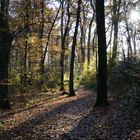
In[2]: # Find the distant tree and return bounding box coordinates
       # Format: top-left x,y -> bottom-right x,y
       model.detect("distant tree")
95,0 -> 109,106
23,0 -> 30,90
39,0 -> 45,75
80,4 -> 86,64
87,0 -> 95,65
123,1 -> 133,59
109,0 -> 121,67
41,4 -> 61,75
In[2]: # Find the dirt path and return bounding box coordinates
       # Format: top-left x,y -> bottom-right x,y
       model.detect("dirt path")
0,87 -> 139,140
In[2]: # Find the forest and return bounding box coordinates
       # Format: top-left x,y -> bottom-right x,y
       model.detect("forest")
0,0 -> 140,139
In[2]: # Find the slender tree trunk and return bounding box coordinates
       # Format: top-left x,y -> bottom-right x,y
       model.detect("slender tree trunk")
109,0 -> 121,67
41,4 -> 61,74
92,28 -> 97,55
69,0 -> 81,96
87,0 -> 95,65
60,0 -> 71,91
60,0 -> 64,91
95,0 -> 109,106
24,38 -> 28,89
122,47 -> 126,62
80,21 -> 85,64
87,16 -> 94,65
125,20 -> 132,58
23,0 -> 30,89
111,0 -> 118,63
80,5 -> 87,64
133,29 -> 137,56
123,1 -> 132,60
39,0 -> 45,76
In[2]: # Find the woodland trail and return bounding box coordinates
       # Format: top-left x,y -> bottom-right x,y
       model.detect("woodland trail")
0,87 -> 139,140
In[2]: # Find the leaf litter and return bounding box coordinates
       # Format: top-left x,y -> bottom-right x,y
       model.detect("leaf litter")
0,87 -> 140,140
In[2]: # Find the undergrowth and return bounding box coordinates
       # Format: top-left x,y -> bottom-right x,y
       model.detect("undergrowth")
108,57 -> 140,110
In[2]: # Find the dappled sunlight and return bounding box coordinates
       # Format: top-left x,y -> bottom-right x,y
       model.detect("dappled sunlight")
0,88 -> 94,139
129,129 -> 140,139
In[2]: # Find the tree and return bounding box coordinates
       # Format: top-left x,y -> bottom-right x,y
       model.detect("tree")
0,0 -> 12,109
80,4 -> 86,64
39,0 -> 45,75
87,0 -> 95,65
69,0 -> 81,96
60,0 -> 71,92
109,0 -> 121,67
95,0 -> 109,106
23,0 -> 30,90
0,0 -> 41,109
60,0 -> 64,91
41,3 -> 61,75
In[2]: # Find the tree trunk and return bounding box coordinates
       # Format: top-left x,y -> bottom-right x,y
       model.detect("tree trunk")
123,1 -> 132,60
39,0 -> 45,77
80,21 -> 86,64
109,0 -> 121,67
133,30 -> 137,56
0,43 -> 11,109
69,0 -> 81,96
41,3 -> 61,74
87,0 -> 95,65
95,0 -> 109,106
60,0 -> 71,91
0,0 -> 11,109
23,0 -> 30,89
125,19 -> 132,58
60,0 -> 64,91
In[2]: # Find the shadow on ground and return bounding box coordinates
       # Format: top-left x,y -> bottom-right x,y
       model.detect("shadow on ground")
60,101 -> 139,140
1,88 -> 139,140
0,90 -> 95,139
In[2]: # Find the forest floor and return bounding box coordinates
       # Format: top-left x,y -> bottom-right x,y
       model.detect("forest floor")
0,86 -> 140,140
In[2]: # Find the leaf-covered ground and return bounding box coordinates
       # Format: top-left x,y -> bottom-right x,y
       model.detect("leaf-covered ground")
0,87 -> 140,140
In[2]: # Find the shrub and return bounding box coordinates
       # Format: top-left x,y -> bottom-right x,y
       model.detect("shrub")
78,58 -> 97,90
79,69 -> 97,90
125,86 -> 140,110
108,57 -> 140,109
